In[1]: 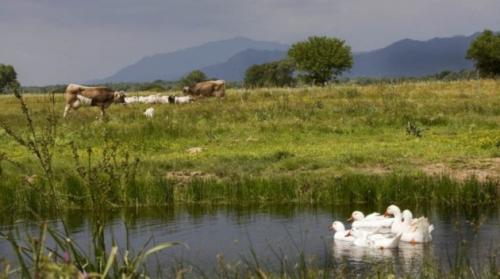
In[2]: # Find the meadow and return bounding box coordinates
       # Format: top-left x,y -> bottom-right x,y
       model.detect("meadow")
0,80 -> 498,212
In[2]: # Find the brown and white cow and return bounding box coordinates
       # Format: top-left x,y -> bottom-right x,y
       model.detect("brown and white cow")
182,80 -> 225,99
63,84 -> 125,118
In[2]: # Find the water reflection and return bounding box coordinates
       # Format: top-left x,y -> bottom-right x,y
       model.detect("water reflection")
332,241 -> 396,261
0,204 -> 498,274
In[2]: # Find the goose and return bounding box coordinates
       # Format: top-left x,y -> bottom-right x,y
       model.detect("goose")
385,205 -> 405,234
349,211 -> 394,230
350,228 -> 402,249
330,221 -> 355,242
400,209 -> 434,243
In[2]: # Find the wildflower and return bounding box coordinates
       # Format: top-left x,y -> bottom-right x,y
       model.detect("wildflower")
63,251 -> 70,263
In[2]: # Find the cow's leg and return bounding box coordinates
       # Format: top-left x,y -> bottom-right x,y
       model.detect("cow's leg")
100,107 -> 106,119
63,104 -> 71,118
72,99 -> 81,110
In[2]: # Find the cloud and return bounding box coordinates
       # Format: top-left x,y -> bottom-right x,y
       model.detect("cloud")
0,0 -> 499,85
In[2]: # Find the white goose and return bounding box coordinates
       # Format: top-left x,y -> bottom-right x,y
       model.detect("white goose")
349,211 -> 394,230
330,221 -> 355,242
385,205 -> 405,234
350,228 -> 402,249
400,209 -> 434,243
385,205 -> 434,244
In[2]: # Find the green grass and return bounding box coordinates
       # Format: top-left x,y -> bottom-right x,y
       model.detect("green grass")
0,80 -> 499,211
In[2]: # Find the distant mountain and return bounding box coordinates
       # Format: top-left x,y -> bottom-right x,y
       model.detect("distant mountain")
348,34 -> 478,77
201,49 -> 287,81
94,37 -> 288,83
92,33 -> 479,83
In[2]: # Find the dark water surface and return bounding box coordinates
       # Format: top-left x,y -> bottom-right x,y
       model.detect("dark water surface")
1,204 -> 499,275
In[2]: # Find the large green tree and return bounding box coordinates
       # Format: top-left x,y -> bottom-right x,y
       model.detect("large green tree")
466,30 -> 500,77
244,59 -> 295,88
288,36 -> 352,85
0,64 -> 18,93
179,70 -> 207,88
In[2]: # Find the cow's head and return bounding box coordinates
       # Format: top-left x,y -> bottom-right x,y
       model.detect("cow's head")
182,86 -> 190,94
113,91 -> 126,104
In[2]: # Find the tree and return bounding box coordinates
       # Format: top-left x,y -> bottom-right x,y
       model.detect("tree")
288,36 -> 352,85
466,30 -> 500,77
244,59 -> 295,88
179,70 -> 207,88
0,64 -> 18,93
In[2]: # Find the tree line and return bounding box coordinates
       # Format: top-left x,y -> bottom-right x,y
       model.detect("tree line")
1,29 -> 500,92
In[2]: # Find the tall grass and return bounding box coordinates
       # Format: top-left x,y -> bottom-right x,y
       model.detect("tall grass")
0,221 -> 180,278
0,80 -> 498,212
173,174 -> 498,206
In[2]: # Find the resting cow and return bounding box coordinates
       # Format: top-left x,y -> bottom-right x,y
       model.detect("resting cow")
63,84 -> 125,118
183,80 -> 225,98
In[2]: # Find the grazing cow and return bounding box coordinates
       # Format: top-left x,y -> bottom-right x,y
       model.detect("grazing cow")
183,80 -> 225,98
63,84 -> 125,118
143,107 -> 155,118
168,95 -> 192,104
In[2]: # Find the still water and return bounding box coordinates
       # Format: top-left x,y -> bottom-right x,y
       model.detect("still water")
1,204 -> 499,275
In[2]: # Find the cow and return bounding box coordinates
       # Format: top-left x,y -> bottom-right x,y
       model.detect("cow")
182,80 -> 225,99
168,95 -> 192,104
125,96 -> 139,104
63,84 -> 126,118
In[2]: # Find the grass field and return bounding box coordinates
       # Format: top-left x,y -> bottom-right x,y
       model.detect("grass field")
0,80 -> 499,211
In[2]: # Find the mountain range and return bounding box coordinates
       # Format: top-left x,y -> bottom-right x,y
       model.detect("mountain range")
93,33 -> 478,83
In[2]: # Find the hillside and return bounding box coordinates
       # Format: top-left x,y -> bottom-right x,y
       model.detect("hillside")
92,33 -> 480,83
95,37 -> 288,83
348,34 -> 477,77
201,49 -> 286,80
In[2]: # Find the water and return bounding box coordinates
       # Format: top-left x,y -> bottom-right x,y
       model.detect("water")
1,204 -> 499,276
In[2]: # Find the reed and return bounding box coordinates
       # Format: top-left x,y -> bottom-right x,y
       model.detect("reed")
1,220 -> 498,278
0,80 -> 498,212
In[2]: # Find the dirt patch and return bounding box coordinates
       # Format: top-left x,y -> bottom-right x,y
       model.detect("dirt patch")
354,165 -> 391,175
421,158 -> 500,182
165,171 -> 217,185
186,147 -> 204,154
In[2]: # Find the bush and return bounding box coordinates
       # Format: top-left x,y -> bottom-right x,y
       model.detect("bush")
244,59 -> 295,88
178,70 -> 207,88
466,30 -> 500,77
0,64 -> 18,93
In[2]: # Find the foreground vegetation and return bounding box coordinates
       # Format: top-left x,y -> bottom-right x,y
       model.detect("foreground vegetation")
1,219 -> 498,278
0,80 -> 498,212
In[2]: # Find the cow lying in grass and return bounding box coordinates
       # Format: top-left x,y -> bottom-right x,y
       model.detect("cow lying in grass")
63,84 -> 125,118
183,80 -> 225,98
124,95 -> 192,104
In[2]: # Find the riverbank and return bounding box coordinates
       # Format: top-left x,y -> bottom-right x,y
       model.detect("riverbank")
0,80 -> 498,211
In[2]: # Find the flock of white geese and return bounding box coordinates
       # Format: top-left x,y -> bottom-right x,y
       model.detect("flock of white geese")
330,205 -> 434,249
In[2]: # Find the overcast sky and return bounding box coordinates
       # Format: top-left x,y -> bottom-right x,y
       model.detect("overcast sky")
1,0 -> 499,85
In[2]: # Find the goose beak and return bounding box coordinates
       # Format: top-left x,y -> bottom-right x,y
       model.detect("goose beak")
328,225 -> 334,231
347,217 -> 353,222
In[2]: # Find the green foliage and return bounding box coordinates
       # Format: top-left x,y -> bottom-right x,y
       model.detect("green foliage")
244,59 -> 296,88
1,221 -> 180,278
0,64 -> 18,93
179,70 -> 208,88
288,36 -> 353,85
466,30 -> 500,77
0,80 -> 499,211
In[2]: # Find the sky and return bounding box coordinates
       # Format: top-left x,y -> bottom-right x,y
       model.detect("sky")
1,0 -> 499,86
